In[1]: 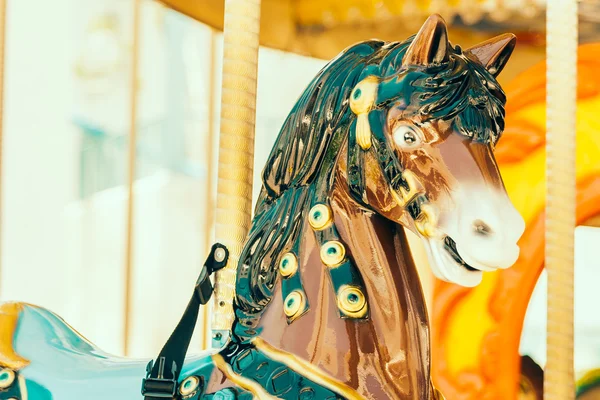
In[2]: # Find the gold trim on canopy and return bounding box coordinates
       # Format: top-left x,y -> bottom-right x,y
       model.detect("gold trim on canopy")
0,303 -> 29,370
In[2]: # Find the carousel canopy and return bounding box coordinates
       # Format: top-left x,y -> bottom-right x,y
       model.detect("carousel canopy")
157,0 -> 600,82
158,0 -> 546,54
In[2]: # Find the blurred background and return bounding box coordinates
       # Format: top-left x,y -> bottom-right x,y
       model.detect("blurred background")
0,0 -> 598,399
0,0 -> 328,358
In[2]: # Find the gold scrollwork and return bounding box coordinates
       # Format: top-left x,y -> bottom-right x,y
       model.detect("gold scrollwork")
212,354 -> 278,399
0,302 -> 29,370
389,170 -> 440,238
399,170 -> 425,205
415,203 -> 440,238
252,337 -> 364,400
350,76 -> 379,151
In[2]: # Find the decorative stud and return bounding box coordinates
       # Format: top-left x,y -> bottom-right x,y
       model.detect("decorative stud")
320,241 -> 346,267
350,76 -> 379,150
415,203 -> 439,238
389,169 -> 425,208
0,368 -> 15,389
214,247 -> 226,262
337,285 -> 367,318
279,252 -> 298,278
283,290 -> 305,320
400,170 -> 425,204
308,204 -> 332,231
179,375 -> 200,396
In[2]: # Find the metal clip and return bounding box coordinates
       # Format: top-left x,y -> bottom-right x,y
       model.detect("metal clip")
141,357 -> 177,398
195,243 -> 229,305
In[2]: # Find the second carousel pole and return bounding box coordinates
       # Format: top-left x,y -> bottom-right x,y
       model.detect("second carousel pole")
211,0 -> 261,348
545,1 -> 577,399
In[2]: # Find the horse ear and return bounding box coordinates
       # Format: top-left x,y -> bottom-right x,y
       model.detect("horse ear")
466,33 -> 516,77
403,14 -> 450,67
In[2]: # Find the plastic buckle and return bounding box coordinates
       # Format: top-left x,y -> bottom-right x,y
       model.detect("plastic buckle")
141,357 -> 178,398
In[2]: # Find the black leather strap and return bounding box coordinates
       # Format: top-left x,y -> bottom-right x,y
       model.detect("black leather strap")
142,243 -> 229,400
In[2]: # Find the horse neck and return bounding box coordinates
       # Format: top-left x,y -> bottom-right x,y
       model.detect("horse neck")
256,177 -> 432,399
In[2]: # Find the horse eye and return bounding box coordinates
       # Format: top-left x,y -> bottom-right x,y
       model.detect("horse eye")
393,125 -> 422,149
404,131 -> 416,144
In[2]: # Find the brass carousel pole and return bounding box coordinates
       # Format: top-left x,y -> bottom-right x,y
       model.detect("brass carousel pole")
545,1 -> 577,399
211,0 -> 261,348
0,0 -> 6,299
123,0 -> 142,356
201,28 -> 217,350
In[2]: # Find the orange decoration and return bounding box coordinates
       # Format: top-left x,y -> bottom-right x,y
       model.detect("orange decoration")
495,43 -> 600,164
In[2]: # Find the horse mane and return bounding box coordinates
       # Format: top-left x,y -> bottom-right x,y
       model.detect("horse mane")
259,41 -> 388,201
232,40 -> 385,337
232,35 -> 508,340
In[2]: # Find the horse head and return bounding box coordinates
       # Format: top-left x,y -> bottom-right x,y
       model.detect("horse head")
231,15 -> 527,397
235,15 -> 526,342
339,14 -> 525,287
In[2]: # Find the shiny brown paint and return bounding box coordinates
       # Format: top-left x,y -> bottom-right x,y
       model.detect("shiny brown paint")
251,138 -> 442,399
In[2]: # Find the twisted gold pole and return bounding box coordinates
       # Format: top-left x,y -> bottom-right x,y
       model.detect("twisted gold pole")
0,0 -> 6,300
123,0 -> 142,356
201,29 -> 218,350
212,0 -> 261,347
545,1 -> 577,399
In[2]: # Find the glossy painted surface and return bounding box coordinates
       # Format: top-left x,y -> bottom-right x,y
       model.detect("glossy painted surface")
2,14 -> 523,400
0,303 -> 218,399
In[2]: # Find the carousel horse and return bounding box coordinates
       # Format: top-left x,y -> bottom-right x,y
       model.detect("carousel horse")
0,15 -> 525,400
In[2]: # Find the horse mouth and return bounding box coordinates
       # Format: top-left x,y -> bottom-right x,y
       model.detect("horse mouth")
443,236 -> 478,272
422,233 -> 485,287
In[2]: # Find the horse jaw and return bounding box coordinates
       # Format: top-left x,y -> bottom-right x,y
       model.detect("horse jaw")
420,183 -> 525,287
422,236 -> 484,287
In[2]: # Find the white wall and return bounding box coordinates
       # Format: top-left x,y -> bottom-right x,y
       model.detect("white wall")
0,1 -> 329,358
1,0 -> 78,309
0,0 -> 206,357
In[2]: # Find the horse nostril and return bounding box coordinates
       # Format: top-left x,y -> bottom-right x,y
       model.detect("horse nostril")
473,219 -> 493,236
